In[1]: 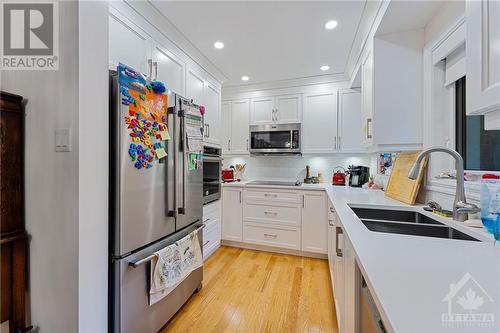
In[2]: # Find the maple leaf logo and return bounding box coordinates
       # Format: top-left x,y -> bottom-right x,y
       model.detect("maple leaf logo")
457,288 -> 484,311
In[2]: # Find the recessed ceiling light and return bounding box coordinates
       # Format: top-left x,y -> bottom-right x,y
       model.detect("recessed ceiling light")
320,65 -> 330,71
241,76 -> 250,81
213,41 -> 224,49
324,20 -> 338,30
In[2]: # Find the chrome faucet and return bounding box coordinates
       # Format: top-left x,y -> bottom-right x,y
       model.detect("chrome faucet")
407,147 -> 480,222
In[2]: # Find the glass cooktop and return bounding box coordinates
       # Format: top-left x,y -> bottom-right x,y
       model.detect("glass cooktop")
246,180 -> 302,187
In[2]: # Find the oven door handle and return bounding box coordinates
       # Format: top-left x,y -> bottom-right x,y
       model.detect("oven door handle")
203,156 -> 223,162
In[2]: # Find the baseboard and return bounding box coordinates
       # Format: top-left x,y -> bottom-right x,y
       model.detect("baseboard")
221,240 -> 328,259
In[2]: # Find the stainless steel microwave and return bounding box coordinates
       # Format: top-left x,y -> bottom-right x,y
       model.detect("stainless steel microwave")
249,123 -> 301,155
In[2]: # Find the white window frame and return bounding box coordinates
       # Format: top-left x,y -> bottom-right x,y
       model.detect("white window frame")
422,15 -> 487,202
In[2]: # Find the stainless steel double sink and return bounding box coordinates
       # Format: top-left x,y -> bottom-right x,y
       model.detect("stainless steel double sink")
351,207 -> 479,242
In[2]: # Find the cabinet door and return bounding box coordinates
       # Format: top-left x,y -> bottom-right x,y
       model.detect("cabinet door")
361,51 -> 374,143
275,94 -> 301,123
204,83 -> 221,145
152,43 -> 185,95
222,188 -> 243,241
186,68 -> 205,105
466,0 -> 500,115
301,192 -> 327,254
250,97 -> 274,125
109,11 -> 151,74
221,101 -> 232,154
303,92 -> 337,153
333,221 -> 345,333
231,99 -> 250,154
338,89 -> 365,153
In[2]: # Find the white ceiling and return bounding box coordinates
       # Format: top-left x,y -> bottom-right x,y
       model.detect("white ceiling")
376,0 -> 444,36
150,1 -> 367,87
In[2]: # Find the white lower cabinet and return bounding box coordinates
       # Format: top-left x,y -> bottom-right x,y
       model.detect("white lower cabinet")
330,208 -> 358,333
243,223 -> 300,250
221,187 -> 243,242
301,191 -> 328,254
202,200 -> 221,260
223,187 -> 328,255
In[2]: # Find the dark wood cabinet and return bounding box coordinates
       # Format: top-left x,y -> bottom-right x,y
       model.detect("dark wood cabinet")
1,92 -> 27,333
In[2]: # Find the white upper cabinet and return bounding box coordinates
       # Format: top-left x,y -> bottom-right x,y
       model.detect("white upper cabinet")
204,83 -> 221,145
230,99 -> 250,154
109,12 -> 151,74
338,90 -> 364,153
152,43 -> 185,95
361,51 -> 373,144
250,97 -> 274,125
186,68 -> 205,105
466,0 -> 500,116
221,101 -> 232,154
302,92 -> 337,153
301,192 -> 327,254
275,94 -> 301,123
250,94 -> 302,125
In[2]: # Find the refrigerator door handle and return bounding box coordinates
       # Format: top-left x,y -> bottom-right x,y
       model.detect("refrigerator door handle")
180,108 -> 187,215
172,101 -> 180,218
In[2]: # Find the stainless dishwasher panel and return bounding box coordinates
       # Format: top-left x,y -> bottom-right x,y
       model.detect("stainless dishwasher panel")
360,277 -> 386,333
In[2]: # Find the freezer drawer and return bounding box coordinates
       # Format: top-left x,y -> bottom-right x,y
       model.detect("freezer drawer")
110,225 -> 203,333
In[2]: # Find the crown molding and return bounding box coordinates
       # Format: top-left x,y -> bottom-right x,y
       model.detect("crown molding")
222,72 -> 348,96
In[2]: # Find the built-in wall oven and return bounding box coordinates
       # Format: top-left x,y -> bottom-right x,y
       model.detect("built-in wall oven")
249,123 -> 301,155
203,146 -> 222,204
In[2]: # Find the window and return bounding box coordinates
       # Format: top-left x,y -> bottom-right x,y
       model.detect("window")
455,76 -> 500,171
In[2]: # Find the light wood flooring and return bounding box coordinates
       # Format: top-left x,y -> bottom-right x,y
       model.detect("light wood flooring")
163,246 -> 338,333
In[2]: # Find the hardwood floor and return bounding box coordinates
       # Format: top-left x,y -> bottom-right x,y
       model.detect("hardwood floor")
163,246 -> 338,333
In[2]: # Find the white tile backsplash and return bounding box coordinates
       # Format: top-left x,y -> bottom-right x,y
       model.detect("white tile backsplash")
223,154 -> 375,182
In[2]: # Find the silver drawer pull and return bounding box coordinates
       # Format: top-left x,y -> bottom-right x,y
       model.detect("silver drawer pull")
330,208 -> 335,213
203,218 -> 210,223
264,233 -> 277,238
264,193 -> 278,197
203,240 -> 210,246
264,211 -> 277,216
328,219 -> 334,226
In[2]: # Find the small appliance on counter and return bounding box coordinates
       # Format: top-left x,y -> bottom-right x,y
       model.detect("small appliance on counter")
348,165 -> 370,187
332,166 -> 347,186
221,167 -> 235,182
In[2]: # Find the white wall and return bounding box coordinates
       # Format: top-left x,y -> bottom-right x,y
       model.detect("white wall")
0,1 -> 79,332
223,154 -> 373,182
78,2 -> 109,332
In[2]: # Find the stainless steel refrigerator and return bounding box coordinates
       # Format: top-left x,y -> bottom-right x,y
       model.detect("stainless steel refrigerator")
109,70 -> 204,333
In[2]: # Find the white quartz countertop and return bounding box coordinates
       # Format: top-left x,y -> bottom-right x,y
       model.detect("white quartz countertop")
223,181 -> 500,332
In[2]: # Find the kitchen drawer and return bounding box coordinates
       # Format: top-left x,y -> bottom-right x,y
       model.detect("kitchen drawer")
203,200 -> 221,225
203,218 -> 220,259
243,222 -> 300,250
243,202 -> 301,226
245,189 -> 301,204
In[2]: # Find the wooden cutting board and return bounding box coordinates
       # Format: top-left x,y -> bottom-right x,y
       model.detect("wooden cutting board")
385,151 -> 428,205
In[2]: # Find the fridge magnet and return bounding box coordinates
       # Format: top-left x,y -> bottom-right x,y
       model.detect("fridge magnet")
199,105 -> 205,116
118,63 -> 146,92
188,153 -> 197,171
160,129 -> 171,141
150,80 -> 167,94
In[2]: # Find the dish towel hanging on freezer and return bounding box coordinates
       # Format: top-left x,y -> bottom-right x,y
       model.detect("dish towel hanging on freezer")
149,229 -> 203,305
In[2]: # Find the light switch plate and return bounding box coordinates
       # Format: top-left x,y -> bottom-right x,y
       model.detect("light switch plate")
55,128 -> 71,152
